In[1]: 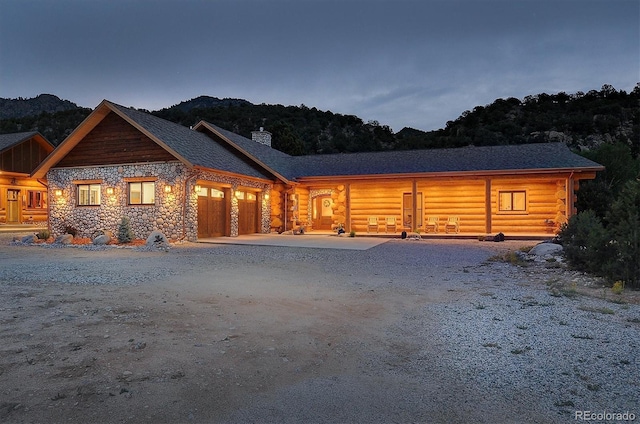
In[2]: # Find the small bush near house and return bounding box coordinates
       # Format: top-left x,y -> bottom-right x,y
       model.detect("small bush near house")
559,181 -> 640,289
117,217 -> 135,244
36,230 -> 50,240
349,231 -> 356,237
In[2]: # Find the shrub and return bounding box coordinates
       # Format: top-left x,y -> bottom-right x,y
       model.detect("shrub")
611,281 -> 625,295
36,229 -> 50,240
605,180 -> 640,288
349,231 -> 356,237
557,210 -> 613,277
117,217 -> 135,243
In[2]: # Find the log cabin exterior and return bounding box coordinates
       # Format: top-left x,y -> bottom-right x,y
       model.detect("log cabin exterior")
33,100 -> 603,241
0,132 -> 54,224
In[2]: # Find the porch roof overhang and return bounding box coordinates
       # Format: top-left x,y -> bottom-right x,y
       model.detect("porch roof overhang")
293,166 -> 603,183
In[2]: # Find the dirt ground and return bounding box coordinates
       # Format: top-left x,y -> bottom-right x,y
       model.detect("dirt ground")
0,236 -> 637,424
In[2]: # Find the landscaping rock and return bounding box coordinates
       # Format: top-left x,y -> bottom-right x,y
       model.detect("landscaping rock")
529,242 -> 563,256
55,234 -> 74,245
146,230 -> 169,248
93,234 -> 112,245
21,234 -> 37,244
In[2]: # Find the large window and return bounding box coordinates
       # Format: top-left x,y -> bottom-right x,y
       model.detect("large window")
27,191 -> 46,209
78,184 -> 101,206
403,192 -> 423,228
499,190 -> 526,212
129,182 -> 155,205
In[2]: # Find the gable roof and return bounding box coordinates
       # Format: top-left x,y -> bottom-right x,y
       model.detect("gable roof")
194,121 -> 294,182
289,142 -> 604,180
33,101 -> 279,180
0,131 -> 54,154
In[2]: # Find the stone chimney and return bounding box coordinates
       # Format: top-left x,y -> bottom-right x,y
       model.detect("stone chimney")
251,127 -> 272,147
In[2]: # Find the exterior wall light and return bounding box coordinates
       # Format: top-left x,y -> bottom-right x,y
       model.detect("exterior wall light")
54,189 -> 63,197
194,184 -> 201,193
264,193 -> 270,200
164,185 -> 172,193
106,187 -> 114,195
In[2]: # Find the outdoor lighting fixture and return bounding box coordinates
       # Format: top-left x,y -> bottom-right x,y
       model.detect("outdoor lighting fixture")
164,185 -> 172,193
194,184 -> 201,193
264,193 -> 269,200
106,187 -> 114,195
54,189 -> 63,197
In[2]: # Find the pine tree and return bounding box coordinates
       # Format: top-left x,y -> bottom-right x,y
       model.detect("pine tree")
117,217 -> 135,243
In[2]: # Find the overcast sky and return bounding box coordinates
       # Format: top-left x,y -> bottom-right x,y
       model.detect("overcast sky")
1,0 -> 638,132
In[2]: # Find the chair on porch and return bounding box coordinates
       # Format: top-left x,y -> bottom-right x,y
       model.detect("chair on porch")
367,216 -> 379,233
424,216 -> 439,233
444,216 -> 460,234
385,217 -> 397,233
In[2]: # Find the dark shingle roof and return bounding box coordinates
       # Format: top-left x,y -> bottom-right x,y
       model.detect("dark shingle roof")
196,122 -> 296,180
289,143 -> 603,178
107,103 -> 603,182
0,131 -> 42,152
108,102 -> 275,180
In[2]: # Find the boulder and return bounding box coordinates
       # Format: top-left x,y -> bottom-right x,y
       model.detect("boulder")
55,234 -> 73,245
529,242 -> 563,256
93,234 -> 112,245
21,234 -> 37,244
146,230 -> 169,248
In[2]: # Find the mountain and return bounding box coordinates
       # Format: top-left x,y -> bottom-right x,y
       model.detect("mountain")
165,96 -> 252,112
0,94 -> 80,119
0,84 -> 637,157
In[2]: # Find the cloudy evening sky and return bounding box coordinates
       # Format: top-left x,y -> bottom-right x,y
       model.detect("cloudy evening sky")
0,0 -> 638,132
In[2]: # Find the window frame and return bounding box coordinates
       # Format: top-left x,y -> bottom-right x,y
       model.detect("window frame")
128,181 -> 156,205
77,183 -> 101,206
498,190 -> 527,214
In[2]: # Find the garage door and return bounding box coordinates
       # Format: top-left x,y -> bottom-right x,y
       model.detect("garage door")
197,187 -> 228,237
237,191 -> 258,235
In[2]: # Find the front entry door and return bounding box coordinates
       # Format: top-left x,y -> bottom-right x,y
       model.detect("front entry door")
313,195 -> 333,230
7,190 -> 20,223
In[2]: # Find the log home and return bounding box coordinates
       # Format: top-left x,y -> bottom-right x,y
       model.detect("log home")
0,132 -> 54,224
34,100 -> 603,241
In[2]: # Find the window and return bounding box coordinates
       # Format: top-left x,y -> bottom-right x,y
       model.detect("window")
210,188 -> 225,198
499,191 -> 526,212
27,191 -> 46,209
403,192 -> 423,228
78,184 -> 101,206
129,182 -> 155,205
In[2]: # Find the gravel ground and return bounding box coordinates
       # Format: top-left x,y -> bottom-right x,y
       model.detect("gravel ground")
0,234 -> 638,423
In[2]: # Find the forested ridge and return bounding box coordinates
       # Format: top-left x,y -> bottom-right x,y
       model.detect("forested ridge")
1,84 -> 637,158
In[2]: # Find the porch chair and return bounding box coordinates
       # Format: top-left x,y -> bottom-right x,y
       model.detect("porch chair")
424,216 -> 439,233
367,216 -> 379,233
444,216 -> 460,234
385,216 -> 397,233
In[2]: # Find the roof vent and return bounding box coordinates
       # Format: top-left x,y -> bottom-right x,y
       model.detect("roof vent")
251,128 -> 272,147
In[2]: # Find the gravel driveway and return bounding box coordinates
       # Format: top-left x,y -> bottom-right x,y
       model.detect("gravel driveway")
0,235 -> 637,423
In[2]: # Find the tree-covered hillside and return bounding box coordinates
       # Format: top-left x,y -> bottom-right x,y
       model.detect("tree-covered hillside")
1,85 -> 637,159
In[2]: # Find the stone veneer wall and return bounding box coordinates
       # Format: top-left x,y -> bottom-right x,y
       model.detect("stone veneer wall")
48,162 -> 274,242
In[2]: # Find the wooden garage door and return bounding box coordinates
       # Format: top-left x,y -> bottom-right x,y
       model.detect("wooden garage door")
237,191 -> 258,235
197,187 -> 227,238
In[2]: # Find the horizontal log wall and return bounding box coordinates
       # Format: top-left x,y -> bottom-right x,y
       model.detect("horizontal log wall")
419,180 -> 486,234
0,178 -> 49,223
349,181 -> 412,233
490,178 -> 562,234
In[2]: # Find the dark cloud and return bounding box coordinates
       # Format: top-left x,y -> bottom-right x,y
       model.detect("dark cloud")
1,0 -> 637,131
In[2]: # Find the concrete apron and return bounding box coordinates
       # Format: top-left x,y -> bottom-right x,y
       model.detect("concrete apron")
197,233 -> 390,251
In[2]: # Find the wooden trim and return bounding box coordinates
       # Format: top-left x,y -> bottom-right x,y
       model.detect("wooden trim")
412,179 -> 417,232
295,167 -> 604,183
485,178 -> 492,234
346,183 -> 351,233
123,176 -> 158,182
72,179 -> 103,185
